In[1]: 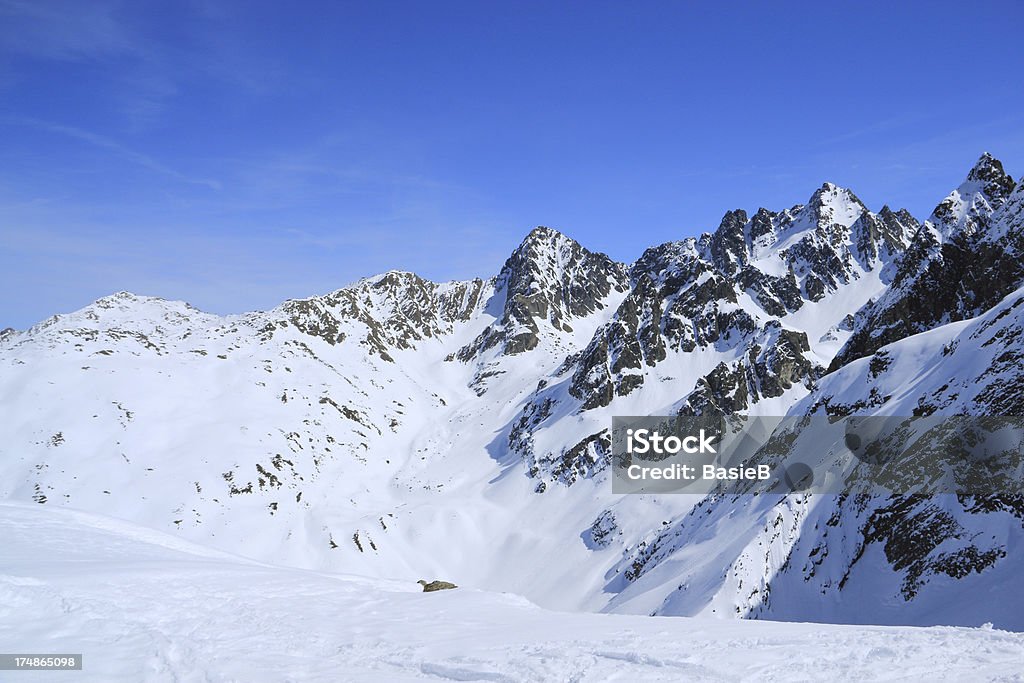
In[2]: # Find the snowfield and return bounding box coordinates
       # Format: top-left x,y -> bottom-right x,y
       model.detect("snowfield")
2,503 -> 1023,682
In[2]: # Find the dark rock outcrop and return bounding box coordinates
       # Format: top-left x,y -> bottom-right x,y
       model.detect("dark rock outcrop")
830,155 -> 1020,372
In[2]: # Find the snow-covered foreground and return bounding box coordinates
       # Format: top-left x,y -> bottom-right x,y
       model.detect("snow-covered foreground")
2,504 -> 1022,682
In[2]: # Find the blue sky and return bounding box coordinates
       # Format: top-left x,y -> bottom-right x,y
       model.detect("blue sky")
1,0 -> 1022,329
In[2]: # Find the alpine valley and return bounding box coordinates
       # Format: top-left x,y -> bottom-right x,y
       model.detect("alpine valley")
4,152 -> 1024,635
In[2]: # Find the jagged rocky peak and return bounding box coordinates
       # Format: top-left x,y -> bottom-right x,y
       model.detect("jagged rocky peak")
929,152 -> 1016,238
558,180 -> 900,416
877,205 -> 920,241
458,226 -> 628,357
805,182 -> 868,230
353,270 -> 486,324
759,183 -> 869,303
629,238 -> 703,290
748,207 -> 778,253
705,183 -> 872,279
709,209 -> 749,274
966,152 -> 1015,201
829,153 -> 1022,372
500,226 -> 627,310
267,270 -> 488,358
849,204 -> 919,267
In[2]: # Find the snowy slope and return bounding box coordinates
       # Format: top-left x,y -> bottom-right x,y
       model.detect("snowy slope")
4,503 -> 1023,682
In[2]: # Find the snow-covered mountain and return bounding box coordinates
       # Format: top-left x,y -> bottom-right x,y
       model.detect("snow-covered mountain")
3,153 -> 1022,630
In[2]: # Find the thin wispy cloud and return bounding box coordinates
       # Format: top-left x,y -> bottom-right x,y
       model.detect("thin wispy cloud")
815,114 -> 932,147
0,0 -> 178,129
0,1 -> 279,130
1,116 -> 221,190
0,0 -> 134,61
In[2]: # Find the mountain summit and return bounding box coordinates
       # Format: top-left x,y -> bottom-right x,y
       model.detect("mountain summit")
456,226 -> 628,358
832,154 -> 1020,369
928,151 -> 1015,239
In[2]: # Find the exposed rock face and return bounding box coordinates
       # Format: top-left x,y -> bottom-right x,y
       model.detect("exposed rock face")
456,227 -> 628,359
516,181 -> 906,477
526,429 -> 612,488
932,152 -> 1016,240
830,154 -> 1020,371
583,509 -> 621,549
418,579 -> 458,592
850,206 -> 920,268
677,322 -> 817,419
263,271 -> 488,360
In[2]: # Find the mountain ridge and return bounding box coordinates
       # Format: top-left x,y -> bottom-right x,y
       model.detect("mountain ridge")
3,153 -> 1023,629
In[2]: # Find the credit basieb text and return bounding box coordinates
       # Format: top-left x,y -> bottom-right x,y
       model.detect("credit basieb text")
623,428 -> 772,481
